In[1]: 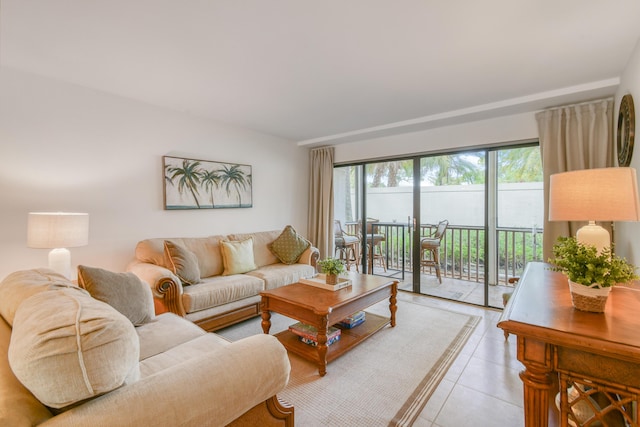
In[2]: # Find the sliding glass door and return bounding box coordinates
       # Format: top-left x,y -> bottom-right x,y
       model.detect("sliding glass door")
333,143 -> 543,308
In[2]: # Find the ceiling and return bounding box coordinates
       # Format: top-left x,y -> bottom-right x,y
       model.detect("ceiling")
2,1 -> 640,146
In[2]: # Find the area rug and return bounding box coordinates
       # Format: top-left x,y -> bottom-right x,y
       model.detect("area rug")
217,294 -> 479,427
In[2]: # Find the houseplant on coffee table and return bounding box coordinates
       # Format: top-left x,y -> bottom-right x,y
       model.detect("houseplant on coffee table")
548,236 -> 638,312
317,257 -> 346,285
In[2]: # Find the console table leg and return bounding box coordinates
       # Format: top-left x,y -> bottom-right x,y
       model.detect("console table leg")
519,365 -> 554,427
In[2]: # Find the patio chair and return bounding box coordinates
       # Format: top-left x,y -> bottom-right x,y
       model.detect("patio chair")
420,220 -> 449,283
358,218 -> 387,272
334,220 -> 360,272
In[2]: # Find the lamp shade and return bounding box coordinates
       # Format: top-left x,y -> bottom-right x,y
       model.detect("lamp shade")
27,212 -> 89,249
548,167 -> 640,222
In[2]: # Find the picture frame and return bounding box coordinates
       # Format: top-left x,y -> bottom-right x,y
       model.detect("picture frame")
163,155 -> 253,210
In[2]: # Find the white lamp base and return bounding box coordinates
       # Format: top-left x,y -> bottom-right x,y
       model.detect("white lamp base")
48,247 -> 71,279
576,221 -> 610,254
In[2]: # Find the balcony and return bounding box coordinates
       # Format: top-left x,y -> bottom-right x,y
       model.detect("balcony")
342,222 -> 544,307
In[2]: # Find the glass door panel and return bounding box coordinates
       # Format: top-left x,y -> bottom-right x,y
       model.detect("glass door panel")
491,146 -> 544,308
417,152 -> 486,304
364,160 -> 413,282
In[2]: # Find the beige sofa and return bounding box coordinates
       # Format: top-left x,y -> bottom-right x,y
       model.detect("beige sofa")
0,268 -> 294,427
127,228 -> 319,331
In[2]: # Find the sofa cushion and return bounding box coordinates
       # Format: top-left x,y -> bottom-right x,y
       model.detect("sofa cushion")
182,275 -> 264,313
136,312 -> 207,360
246,263 -> 316,290
268,225 -> 311,264
228,230 -> 281,267
8,288 -> 140,409
0,315 -> 52,426
77,265 -> 155,326
139,333 -> 230,378
136,236 -> 225,278
0,268 -> 81,327
220,238 -> 257,275
164,240 -> 201,285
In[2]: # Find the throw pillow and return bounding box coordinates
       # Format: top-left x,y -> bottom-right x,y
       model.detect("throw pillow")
220,238 -> 257,275
8,288 -> 140,409
77,265 -> 155,326
269,225 -> 311,264
163,240 -> 201,285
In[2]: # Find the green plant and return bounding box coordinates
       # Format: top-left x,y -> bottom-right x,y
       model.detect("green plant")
317,257 -> 346,276
548,236 -> 638,287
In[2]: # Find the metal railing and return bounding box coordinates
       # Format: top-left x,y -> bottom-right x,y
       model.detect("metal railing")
343,222 -> 543,285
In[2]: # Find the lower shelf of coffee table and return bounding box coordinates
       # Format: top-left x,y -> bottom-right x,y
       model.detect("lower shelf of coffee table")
274,312 -> 390,364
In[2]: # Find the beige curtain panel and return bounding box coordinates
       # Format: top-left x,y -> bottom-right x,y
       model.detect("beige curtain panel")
308,146 -> 334,259
536,98 -> 614,260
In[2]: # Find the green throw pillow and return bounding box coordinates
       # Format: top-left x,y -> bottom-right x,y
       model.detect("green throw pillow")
269,225 -> 311,264
220,238 -> 258,275
77,265 -> 155,326
164,240 -> 201,285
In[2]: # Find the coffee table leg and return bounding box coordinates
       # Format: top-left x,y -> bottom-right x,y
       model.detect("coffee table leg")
316,317 -> 329,376
261,310 -> 272,334
389,282 -> 398,327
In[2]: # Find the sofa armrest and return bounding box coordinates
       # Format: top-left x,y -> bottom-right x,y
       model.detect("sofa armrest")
41,334 -> 290,427
126,260 -> 186,316
298,246 -> 319,269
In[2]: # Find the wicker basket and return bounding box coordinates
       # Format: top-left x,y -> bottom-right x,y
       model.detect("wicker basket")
568,280 -> 611,313
325,274 -> 338,285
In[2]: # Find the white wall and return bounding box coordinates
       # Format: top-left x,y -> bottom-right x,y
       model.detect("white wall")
0,67 -> 309,280
334,112 -> 538,163
614,37 -> 640,265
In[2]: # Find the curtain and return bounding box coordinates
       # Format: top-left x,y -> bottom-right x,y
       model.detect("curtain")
536,98 -> 614,260
308,146 -> 334,258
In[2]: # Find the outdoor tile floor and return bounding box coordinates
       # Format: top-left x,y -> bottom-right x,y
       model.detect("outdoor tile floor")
396,291 -> 526,427
371,268 -> 514,308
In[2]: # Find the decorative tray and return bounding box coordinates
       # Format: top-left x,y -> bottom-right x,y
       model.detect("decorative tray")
299,274 -> 352,291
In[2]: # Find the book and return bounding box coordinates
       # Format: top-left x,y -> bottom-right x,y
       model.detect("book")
338,317 -> 365,329
299,274 -> 352,291
288,322 -> 341,341
299,334 -> 341,347
336,311 -> 366,329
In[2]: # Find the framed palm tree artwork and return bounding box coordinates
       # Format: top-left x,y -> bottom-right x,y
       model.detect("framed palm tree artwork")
163,155 -> 253,209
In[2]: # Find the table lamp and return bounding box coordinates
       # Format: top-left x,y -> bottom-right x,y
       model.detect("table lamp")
27,212 -> 89,279
548,167 -> 640,253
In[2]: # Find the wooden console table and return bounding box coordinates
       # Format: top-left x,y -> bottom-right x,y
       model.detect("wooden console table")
498,262 -> 640,427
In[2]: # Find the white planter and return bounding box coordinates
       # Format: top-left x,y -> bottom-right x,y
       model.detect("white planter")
568,280 -> 611,313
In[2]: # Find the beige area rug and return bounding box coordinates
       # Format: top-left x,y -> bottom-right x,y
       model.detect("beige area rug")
217,294 -> 479,427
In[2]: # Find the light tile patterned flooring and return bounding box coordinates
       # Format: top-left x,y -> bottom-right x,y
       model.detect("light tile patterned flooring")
397,291 -> 525,427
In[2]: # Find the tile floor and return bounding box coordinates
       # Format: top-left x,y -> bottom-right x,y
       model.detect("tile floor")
397,291 -> 526,427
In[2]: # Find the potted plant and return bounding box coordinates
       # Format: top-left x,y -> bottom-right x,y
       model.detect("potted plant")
548,236 -> 638,312
317,257 -> 346,285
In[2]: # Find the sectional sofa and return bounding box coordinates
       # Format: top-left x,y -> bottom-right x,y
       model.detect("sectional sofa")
0,268 -> 293,426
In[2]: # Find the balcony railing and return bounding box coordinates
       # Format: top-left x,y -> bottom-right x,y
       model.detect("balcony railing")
343,222 -> 543,285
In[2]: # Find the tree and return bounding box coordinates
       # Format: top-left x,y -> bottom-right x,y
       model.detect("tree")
368,161 -> 412,188
166,159 -> 204,208
497,147 -> 542,183
219,164 -> 250,206
420,154 -> 482,185
200,169 -> 221,207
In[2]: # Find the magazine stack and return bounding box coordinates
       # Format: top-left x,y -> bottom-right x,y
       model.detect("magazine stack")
288,322 -> 341,347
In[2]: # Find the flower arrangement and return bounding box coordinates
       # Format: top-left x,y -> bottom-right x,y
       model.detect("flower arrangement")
317,257 -> 346,276
548,236 -> 637,288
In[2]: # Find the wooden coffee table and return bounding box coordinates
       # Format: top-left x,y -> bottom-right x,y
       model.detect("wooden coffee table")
260,272 -> 398,376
